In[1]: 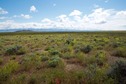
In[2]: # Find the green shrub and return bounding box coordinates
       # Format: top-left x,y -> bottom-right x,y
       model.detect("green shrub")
95,51 -> 107,66
76,52 -> 85,63
74,48 -> 80,53
0,69 -> 10,82
102,38 -> 109,43
73,45 -> 82,53
40,69 -> 66,84
21,55 -> 40,71
4,61 -> 19,73
21,60 -> 31,71
112,47 -> 126,58
10,56 -> 16,60
72,71 -> 85,83
49,50 -> 60,56
40,56 -> 49,61
61,46 -> 71,53
5,45 -> 26,55
84,56 -> 96,65
107,60 -> 126,84
48,60 -> 58,68
62,53 -> 74,59
45,47 -> 52,51
84,64 -> 114,84
111,42 -> 120,48
81,45 -> 92,53
9,73 -> 26,84
28,76 -> 37,84
48,56 -> 60,68
65,39 -> 74,45
96,46 -> 103,50
0,61 -> 19,82
17,74 -> 26,83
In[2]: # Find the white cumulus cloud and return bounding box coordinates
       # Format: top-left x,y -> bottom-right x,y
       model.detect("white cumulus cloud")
0,7 -> 8,14
87,8 -> 110,24
21,14 -> 32,19
69,10 -> 82,16
13,14 -> 32,19
41,18 -> 52,23
30,5 -> 37,12
116,11 -> 126,18
0,8 -> 126,31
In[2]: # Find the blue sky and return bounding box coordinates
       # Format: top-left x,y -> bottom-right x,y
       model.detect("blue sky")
0,0 -> 126,30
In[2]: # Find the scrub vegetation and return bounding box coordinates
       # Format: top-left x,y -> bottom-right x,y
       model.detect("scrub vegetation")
0,32 -> 126,84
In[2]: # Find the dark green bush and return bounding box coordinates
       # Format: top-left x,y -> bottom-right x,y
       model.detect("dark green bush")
66,39 -> 73,44
48,60 -> 58,68
107,60 -> 126,84
5,45 -> 26,55
65,38 -> 74,46
49,50 -> 60,56
111,42 -> 120,48
45,47 -> 52,51
48,56 -> 60,68
40,56 -> 49,61
81,45 -> 92,53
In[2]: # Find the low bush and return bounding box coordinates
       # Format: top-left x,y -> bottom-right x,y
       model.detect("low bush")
21,60 -> 32,71
65,39 -> 74,45
73,45 -> 82,53
76,52 -> 85,63
62,53 -> 74,59
21,55 -> 40,71
84,64 -> 114,84
40,56 -> 49,61
17,74 -> 26,83
111,42 -> 120,48
49,50 -> 60,56
81,45 -> 92,53
95,51 -> 107,66
112,47 -> 126,58
0,61 -> 19,82
107,60 -> 126,84
40,69 -> 66,84
9,73 -> 26,84
10,56 -> 16,60
44,47 -> 52,51
60,46 -> 71,53
5,45 -> 26,55
48,56 -> 60,68
28,76 -> 37,84
96,46 -> 103,50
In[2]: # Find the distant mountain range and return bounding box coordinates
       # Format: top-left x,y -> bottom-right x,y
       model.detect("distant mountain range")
2,28 -> 123,33
0,28 -> 87,32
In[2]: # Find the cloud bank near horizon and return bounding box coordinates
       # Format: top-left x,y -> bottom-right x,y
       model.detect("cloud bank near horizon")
0,7 -> 126,30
